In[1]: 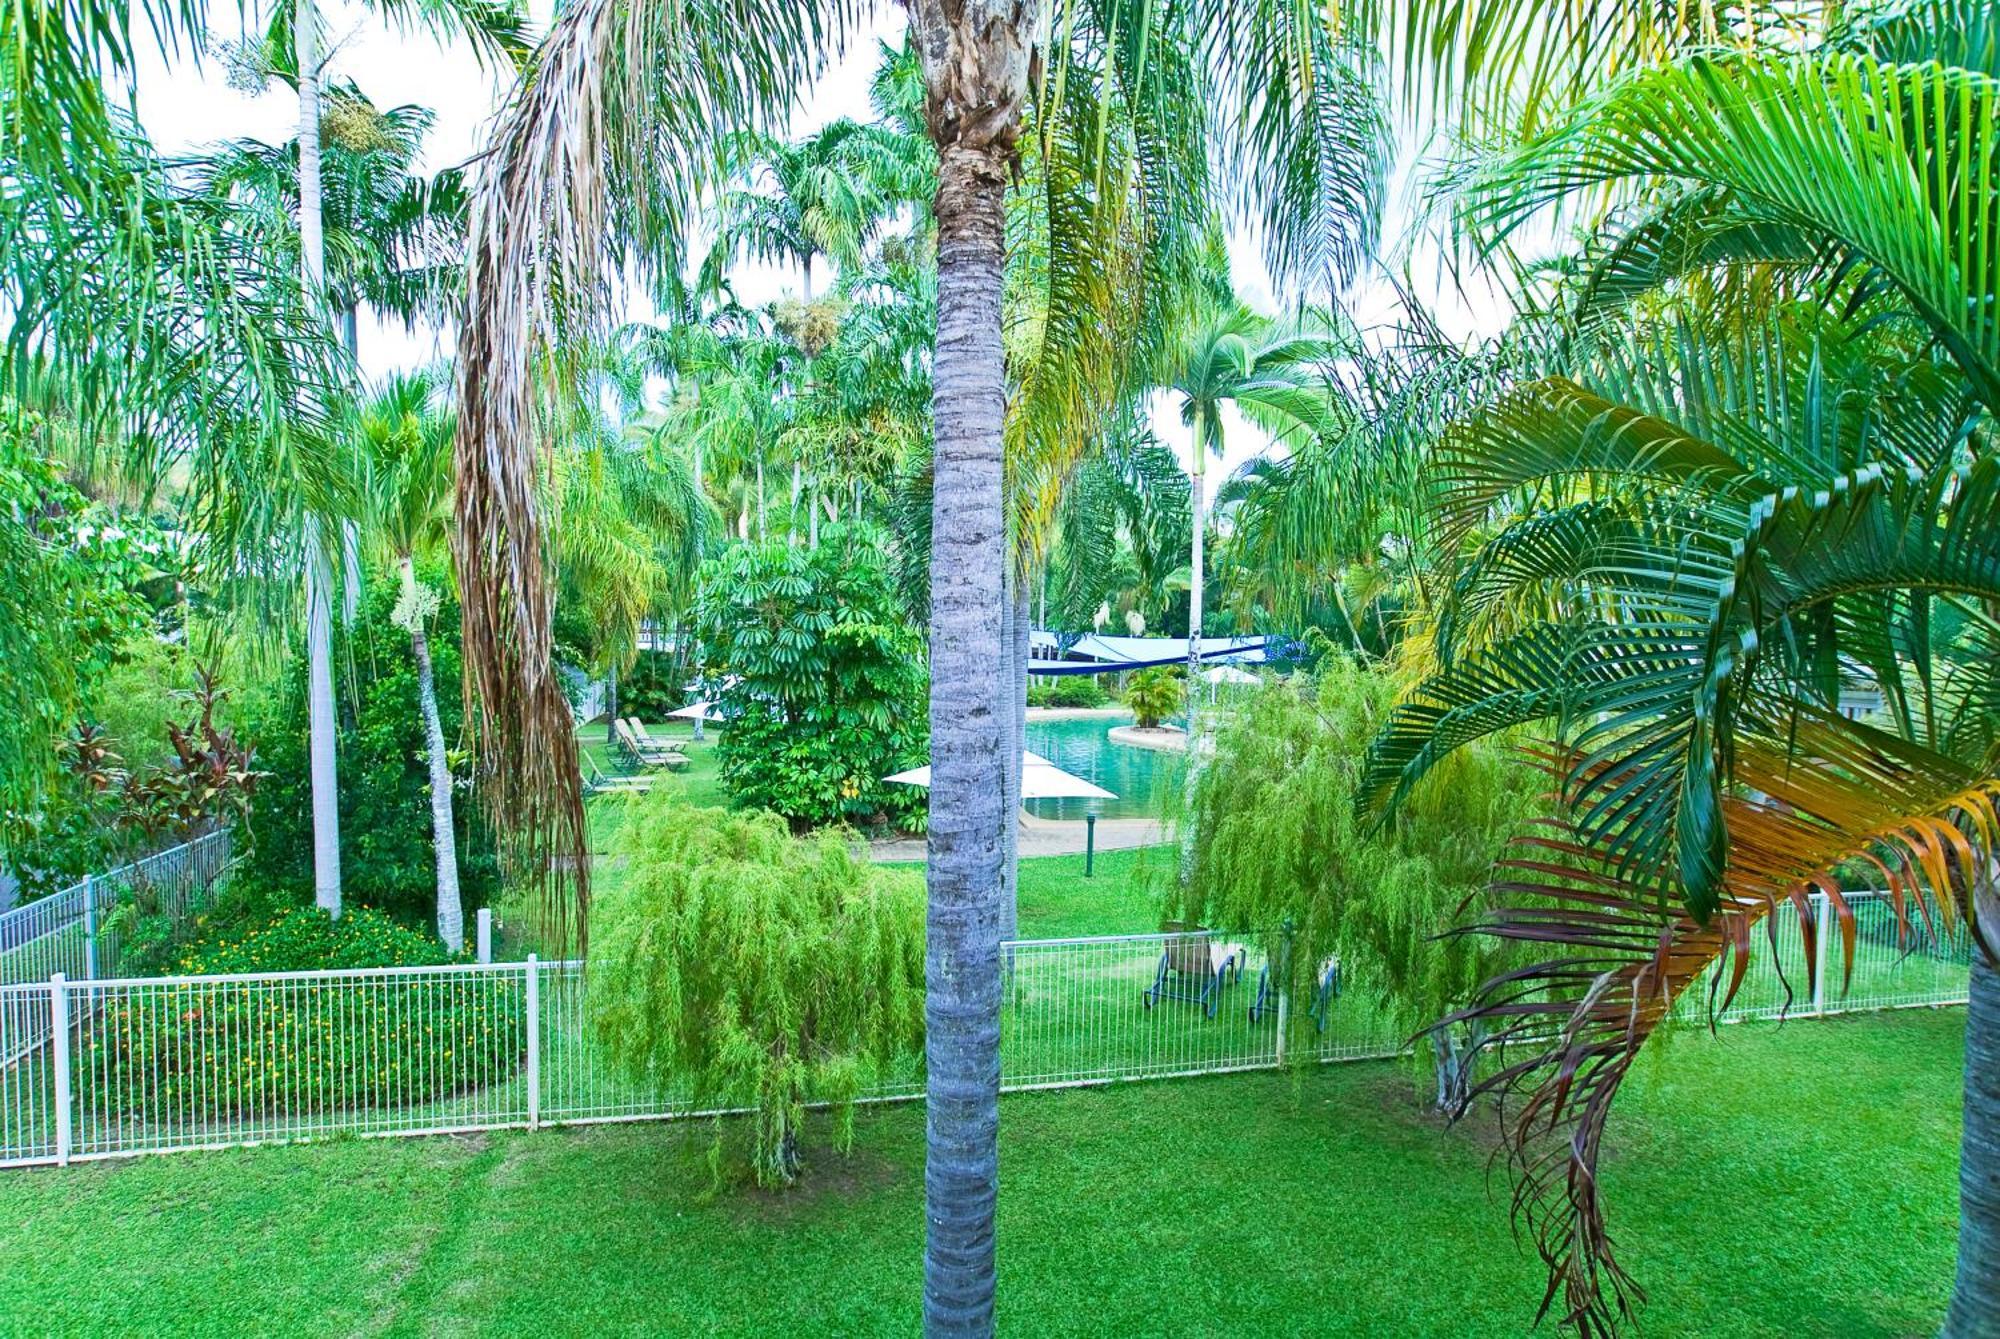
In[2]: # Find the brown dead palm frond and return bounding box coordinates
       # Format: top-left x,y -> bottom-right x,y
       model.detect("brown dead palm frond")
1446,728 -> 2000,1337
452,0 -> 853,951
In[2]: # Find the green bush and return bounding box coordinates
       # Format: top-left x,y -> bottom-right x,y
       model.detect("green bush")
84,904 -> 524,1124
691,525 -> 928,829
591,796 -> 925,1185
245,563 -> 500,921
1029,675 -> 1112,708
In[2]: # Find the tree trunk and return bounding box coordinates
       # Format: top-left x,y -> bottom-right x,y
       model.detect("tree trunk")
405,559 -> 464,954
605,662 -> 619,746
1946,951 -> 2000,1338
809,479 -> 820,548
298,0 -> 340,918
306,524 -> 342,916
907,3 -> 1034,1329
757,454 -> 767,541
919,145 -> 1011,1339
1186,412 -> 1205,691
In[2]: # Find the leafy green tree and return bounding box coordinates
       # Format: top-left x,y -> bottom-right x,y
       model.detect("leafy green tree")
690,525 -> 928,829
1156,303 -> 1348,686
355,371 -> 467,950
247,565 -> 499,928
0,407 -> 155,822
720,117 -> 931,300
589,797 -> 925,1185
1168,660 -> 1543,1109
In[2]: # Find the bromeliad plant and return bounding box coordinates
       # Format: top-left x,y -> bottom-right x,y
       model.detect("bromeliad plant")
1367,6 -> 2000,1332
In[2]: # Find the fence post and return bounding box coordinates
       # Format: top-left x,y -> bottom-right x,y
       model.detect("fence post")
50,973 -> 72,1166
1810,891 -> 1831,1017
80,876 -> 97,981
476,908 -> 493,965
525,955 -> 541,1131
1274,929 -> 1291,1068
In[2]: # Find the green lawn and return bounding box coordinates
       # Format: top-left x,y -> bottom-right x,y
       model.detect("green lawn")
0,1007 -> 1962,1336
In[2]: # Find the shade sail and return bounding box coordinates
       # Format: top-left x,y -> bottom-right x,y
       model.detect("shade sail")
884,751 -> 1114,800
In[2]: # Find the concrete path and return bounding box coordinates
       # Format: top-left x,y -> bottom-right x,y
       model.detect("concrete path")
871,811 -> 1167,863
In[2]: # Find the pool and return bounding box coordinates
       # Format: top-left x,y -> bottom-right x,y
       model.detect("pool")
1021,711 -> 1185,821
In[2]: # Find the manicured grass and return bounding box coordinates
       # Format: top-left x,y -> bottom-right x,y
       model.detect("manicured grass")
0,1008 -> 1962,1336
580,718 -> 729,823
1015,845 -> 1171,937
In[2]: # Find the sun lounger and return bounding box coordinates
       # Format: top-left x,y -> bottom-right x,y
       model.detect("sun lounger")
615,719 -> 689,772
1248,950 -> 1341,1031
1142,922 -> 1243,1019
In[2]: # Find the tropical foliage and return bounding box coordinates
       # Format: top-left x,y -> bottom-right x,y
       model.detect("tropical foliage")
1351,5 -> 2000,1332
1122,667 -> 1186,731
246,566 -> 500,925
588,797 -> 925,1185
689,526 -> 928,829
1169,660 -> 1544,1107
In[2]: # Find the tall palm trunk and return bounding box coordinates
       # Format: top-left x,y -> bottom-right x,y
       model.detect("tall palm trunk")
306,524 -> 341,914
1185,415 -> 1205,691
999,571 -> 1027,942
916,123 -> 1020,1339
1946,951 -> 1999,1337
298,0 -> 341,916
403,558 -> 464,953
908,7 -> 1033,1331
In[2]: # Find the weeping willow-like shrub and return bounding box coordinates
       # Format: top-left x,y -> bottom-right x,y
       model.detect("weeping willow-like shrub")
589,796 -> 925,1185
1167,657 -> 1544,1107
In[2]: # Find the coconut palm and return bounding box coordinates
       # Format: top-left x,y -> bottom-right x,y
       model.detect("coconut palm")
444,0 -> 1784,1329
1157,302 -> 1348,684
355,370 -> 467,949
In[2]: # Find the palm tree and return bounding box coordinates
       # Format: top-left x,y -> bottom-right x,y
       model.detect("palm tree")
188,91 -> 474,355
444,1 -> 1747,1331
218,0 -> 525,919
1159,303 -> 1347,686
721,118 -> 930,300
1362,9 -> 2000,1329
355,371 -> 469,950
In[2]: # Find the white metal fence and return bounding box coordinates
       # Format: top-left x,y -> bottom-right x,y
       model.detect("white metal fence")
0,831 -> 233,988
0,891 -> 1968,1168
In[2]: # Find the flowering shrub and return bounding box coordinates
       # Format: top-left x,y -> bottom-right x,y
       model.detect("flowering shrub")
86,907 -> 526,1123
175,905 -> 446,974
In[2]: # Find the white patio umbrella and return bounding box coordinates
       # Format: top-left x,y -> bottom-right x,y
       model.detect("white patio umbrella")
884,749 -> 1115,800
665,701 -> 721,723
1201,665 -> 1259,686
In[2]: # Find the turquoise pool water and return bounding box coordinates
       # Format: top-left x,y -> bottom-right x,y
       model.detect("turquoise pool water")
1021,712 -> 1185,821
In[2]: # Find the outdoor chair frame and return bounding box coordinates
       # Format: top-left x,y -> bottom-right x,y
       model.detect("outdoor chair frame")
1142,923 -> 1243,1019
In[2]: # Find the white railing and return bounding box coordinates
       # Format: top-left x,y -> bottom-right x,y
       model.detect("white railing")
0,897 -> 1969,1168
0,831 -> 233,988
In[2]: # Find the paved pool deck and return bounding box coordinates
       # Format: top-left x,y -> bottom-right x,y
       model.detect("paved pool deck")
870,810 -> 1167,863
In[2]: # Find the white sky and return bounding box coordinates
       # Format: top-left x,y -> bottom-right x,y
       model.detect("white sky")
126,2 -> 1518,482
